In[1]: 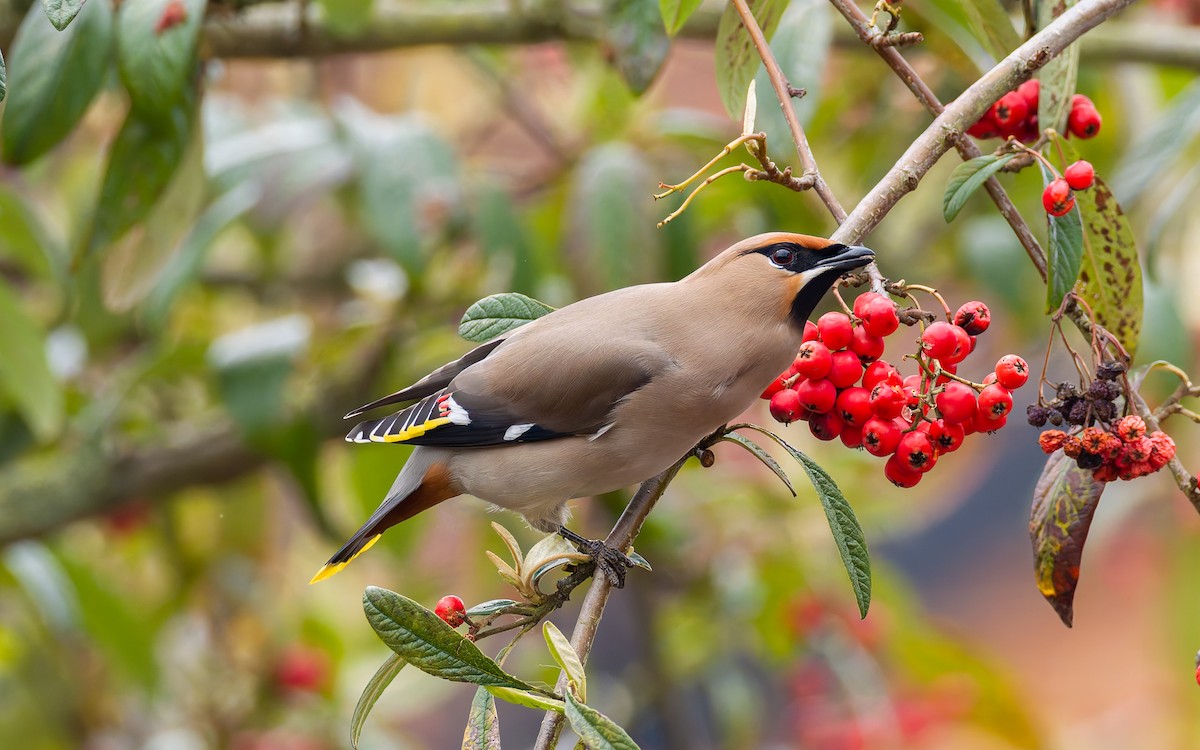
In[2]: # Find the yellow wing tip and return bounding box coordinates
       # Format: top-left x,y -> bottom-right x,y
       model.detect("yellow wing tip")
307,534 -> 383,585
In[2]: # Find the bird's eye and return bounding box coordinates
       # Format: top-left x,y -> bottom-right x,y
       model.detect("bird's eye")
770,247 -> 796,267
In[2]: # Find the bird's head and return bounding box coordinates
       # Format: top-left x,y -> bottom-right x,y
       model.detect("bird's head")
693,232 -> 876,329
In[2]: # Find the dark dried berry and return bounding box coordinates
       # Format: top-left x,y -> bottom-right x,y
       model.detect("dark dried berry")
1093,399 -> 1116,422
1026,404 -> 1050,427
1047,409 -> 1064,426
1096,361 -> 1126,381
1056,383 -> 1080,401
1076,451 -> 1104,470
1067,399 -> 1090,425
1087,380 -> 1120,402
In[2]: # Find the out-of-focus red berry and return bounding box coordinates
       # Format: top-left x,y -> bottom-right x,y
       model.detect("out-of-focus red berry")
1067,94 -> 1101,138
274,646 -> 330,694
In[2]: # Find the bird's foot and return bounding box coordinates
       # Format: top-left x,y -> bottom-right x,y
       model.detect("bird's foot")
557,527 -> 637,589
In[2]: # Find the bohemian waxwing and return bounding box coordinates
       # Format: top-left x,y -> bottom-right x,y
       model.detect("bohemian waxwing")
311,232 -> 874,584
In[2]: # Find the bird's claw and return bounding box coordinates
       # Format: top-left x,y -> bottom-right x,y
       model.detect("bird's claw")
557,527 -> 637,589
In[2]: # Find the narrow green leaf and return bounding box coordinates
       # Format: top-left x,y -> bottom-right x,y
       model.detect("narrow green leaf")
459,293 -> 555,343
1029,450 -> 1106,627
719,432 -> 795,496
1040,161 -> 1083,312
116,0 -> 205,123
942,154 -> 1015,222
734,424 -> 871,618
957,0 -> 1021,61
2,0 -> 113,166
544,622 -> 586,702
0,281 -> 63,442
714,0 -> 786,119
1034,0 -> 1078,133
351,654 -> 406,749
462,686 -> 502,750
0,48 -> 6,103
363,587 -> 535,690
659,0 -> 703,35
564,694 -> 641,750
487,686 -> 566,713
604,0 -> 669,94
465,599 -> 519,618
1074,176 -> 1143,358
42,0 -> 87,30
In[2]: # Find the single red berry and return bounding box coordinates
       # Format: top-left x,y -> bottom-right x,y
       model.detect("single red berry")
849,326 -> 885,364
884,453 -> 923,487
1063,160 -> 1095,190
966,116 -> 999,140
978,384 -> 1013,420
1067,95 -> 1102,138
435,595 -> 468,627
796,378 -> 837,414
760,364 -> 797,400
803,320 -> 819,342
921,322 -> 959,361
935,382 -> 977,424
862,360 -> 899,391
840,423 -> 864,449
809,412 -> 844,442
869,382 -> 906,419
952,301 -> 991,336
852,292 -> 887,320
924,419 -> 965,453
794,341 -> 832,379
994,354 -> 1029,389
828,350 -> 865,389
154,0 -> 189,34
1195,663 -> 1200,688
1017,79 -> 1040,112
897,431 -> 938,473
859,297 -> 900,338
972,409 -> 1007,433
1042,179 -> 1075,217
770,388 -> 806,424
275,646 -> 329,693
990,91 -> 1029,132
862,417 -> 902,457
836,387 -> 874,426
817,312 -> 854,350
939,325 -> 973,366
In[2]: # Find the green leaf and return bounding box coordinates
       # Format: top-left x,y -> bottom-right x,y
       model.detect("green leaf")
83,97 -> 195,258
0,184 -> 66,281
1039,161 -> 1083,312
570,142 -> 659,291
459,293 -> 555,343
351,654 -> 406,749
2,0 -> 113,166
487,686 -> 566,713
718,432 -> 795,496
465,599 -> 520,618
714,0 -> 786,119
462,686 -> 502,750
604,0 -> 669,94
1112,81 -> 1200,205
734,424 -> 871,618
116,0 -> 205,123
1073,175 -> 1143,357
1029,449 -> 1106,627
209,315 -> 309,435
544,622 -> 586,702
957,0 -> 1020,61
0,48 -> 6,103
564,693 -> 641,750
942,154 -> 1015,222
0,282 -> 63,442
659,0 -> 703,35
1034,0 -> 1078,133
363,587 -> 535,690
42,0 -> 87,30
750,0 -> 831,158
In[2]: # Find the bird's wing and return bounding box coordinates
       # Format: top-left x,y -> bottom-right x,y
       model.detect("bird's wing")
346,336 -> 675,447
343,338 -> 507,419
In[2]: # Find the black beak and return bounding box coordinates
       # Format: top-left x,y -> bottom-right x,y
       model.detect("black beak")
816,244 -> 875,274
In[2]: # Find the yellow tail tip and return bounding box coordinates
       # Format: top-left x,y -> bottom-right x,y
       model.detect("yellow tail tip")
307,534 -> 383,585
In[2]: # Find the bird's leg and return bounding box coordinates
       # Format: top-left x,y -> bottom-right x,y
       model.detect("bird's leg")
557,526 -> 636,589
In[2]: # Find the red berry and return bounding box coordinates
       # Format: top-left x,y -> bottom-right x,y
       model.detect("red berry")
921,322 -> 959,361
817,312 -> 854,350
1063,160 -> 1095,190
836,387 -> 874,426
994,354 -> 1029,389
973,409 -> 1007,433
1017,79 -> 1040,111
1195,663 -> 1200,688
809,412 -> 844,441
796,378 -> 837,414
770,388 -> 807,424
435,595 -> 468,627
828,350 -> 865,389
935,382 -> 977,424
863,360 -> 899,391
978,384 -> 1013,420
966,116 -> 999,140
1017,114 -> 1040,144
863,417 -> 902,457
939,325 -> 973,366
840,423 -> 864,449
859,297 -> 899,337
902,374 -> 923,409
849,326 -> 885,364
275,646 -> 329,693
924,419 -> 965,453
154,0 -> 189,34
760,364 -> 796,400
1042,179 -> 1075,217
990,91 -> 1029,131
897,431 -> 938,473
852,292 -> 886,319
952,301 -> 991,335
884,453 -> 922,487
869,382 -> 906,419
802,320 -> 819,342
794,341 -> 832,379
1067,95 -> 1101,138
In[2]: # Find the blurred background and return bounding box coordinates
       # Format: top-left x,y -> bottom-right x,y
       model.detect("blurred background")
0,0 -> 1198,748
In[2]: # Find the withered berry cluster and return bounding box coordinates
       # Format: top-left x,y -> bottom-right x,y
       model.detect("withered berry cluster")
762,295 -> 1030,488
967,80 -> 1102,144
1029,363 -> 1176,482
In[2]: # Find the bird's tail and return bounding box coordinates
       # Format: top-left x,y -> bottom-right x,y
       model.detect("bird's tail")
309,449 -> 456,584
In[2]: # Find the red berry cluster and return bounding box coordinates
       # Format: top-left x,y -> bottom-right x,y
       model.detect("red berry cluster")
1038,415 -> 1176,482
967,83 -> 1102,144
762,296 -> 1030,488
1041,159 -> 1096,217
